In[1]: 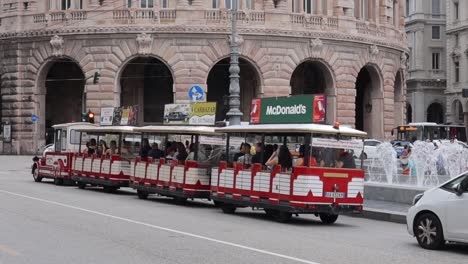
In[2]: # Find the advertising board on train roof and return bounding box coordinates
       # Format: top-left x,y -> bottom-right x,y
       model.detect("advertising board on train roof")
250,94 -> 326,124
163,102 -> 217,126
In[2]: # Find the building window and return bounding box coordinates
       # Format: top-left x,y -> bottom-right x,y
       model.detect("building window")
160,0 -> 168,8
431,0 -> 440,18
225,0 -> 233,9
432,53 -> 440,70
454,61 -> 460,82
431,26 -> 440,39
212,0 -> 219,8
244,0 -> 253,9
140,0 -> 154,8
354,0 -> 370,20
455,33 -> 459,46
405,0 -> 409,16
454,2 -> 459,20
61,0 -> 71,10
125,0 -> 132,8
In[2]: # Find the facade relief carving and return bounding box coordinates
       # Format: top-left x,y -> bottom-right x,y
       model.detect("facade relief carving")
136,32 -> 153,55
50,35 -> 64,57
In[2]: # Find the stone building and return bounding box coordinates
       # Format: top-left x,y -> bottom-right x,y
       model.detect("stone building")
405,0 -> 447,123
445,0 -> 468,129
0,0 -> 407,154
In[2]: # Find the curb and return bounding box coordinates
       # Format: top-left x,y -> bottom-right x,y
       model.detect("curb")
353,208 -> 407,224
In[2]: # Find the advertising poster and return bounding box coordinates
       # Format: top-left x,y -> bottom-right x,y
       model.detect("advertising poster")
190,102 -> 216,125
163,103 -> 217,125
112,106 -> 139,126
100,107 -> 115,126
313,94 -> 327,123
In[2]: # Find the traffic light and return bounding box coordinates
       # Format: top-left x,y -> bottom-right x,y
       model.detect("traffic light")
82,112 -> 87,122
93,72 -> 101,84
87,110 -> 95,123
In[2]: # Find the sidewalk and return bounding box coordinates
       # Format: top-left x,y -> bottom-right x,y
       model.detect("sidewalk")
357,199 -> 410,224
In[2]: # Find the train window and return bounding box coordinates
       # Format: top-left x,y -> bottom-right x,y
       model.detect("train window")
311,134 -> 364,169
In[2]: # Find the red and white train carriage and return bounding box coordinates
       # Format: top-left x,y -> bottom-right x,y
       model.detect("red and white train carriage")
210,123 -> 366,223
71,126 -> 140,192
130,126 -> 224,202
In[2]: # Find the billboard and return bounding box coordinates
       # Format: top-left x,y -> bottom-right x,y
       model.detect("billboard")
99,106 -> 139,126
250,95 -> 326,124
163,102 -> 217,126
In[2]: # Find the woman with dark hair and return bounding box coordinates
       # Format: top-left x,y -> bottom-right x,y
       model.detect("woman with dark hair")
176,142 -> 188,161
266,145 -> 293,170
295,145 -> 317,167
139,138 -> 151,158
263,144 -> 274,165
97,140 -> 108,157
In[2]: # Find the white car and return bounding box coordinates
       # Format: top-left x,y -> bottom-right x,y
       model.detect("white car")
355,139 -> 382,159
407,171 -> 468,249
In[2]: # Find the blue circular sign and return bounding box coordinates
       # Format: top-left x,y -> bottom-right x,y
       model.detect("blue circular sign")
31,114 -> 38,122
188,85 -> 204,102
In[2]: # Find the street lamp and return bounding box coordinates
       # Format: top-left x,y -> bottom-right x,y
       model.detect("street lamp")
226,0 -> 243,126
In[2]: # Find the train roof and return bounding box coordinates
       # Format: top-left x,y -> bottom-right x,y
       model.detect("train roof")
52,122 -> 97,129
76,126 -> 139,133
215,123 -> 367,137
135,126 -> 219,136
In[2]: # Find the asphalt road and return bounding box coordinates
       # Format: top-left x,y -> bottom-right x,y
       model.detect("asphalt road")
1,156 -> 467,264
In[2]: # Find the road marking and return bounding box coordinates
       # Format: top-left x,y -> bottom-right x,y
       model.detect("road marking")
0,244 -> 19,257
0,190 -> 320,264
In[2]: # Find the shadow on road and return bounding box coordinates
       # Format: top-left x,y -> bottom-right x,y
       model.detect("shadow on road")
405,241 -> 468,255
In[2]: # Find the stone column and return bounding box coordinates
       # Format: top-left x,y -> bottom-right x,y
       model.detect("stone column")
176,0 -> 190,8
464,112 -> 468,140
50,0 -> 58,10
316,0 -> 322,15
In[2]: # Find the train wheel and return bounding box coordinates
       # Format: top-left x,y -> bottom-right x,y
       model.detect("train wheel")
319,213 -> 339,224
264,209 -> 275,217
77,182 -> 86,189
213,201 -> 224,207
174,197 -> 187,204
272,210 -> 292,223
137,190 -> 149,200
221,204 -> 236,214
32,166 -> 42,182
103,186 -> 118,193
54,178 -> 63,186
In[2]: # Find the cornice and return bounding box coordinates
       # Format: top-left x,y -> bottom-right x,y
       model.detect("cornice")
0,25 -> 407,52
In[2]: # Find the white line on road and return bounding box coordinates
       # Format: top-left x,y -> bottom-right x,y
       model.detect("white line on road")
0,189 -> 320,264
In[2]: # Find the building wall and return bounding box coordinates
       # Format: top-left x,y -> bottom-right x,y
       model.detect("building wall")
405,0 -> 447,123
0,0 -> 408,154
445,0 -> 468,131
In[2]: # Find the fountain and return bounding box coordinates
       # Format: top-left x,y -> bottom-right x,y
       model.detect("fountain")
363,140 -> 468,204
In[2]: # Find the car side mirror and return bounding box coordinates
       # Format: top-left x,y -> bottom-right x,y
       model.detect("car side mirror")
454,184 -> 464,196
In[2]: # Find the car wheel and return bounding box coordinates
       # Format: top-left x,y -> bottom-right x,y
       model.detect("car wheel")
414,213 -> 445,250
32,165 -> 42,182
272,210 -> 292,223
319,213 -> 339,224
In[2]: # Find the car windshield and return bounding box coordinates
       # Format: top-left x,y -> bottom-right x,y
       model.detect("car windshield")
441,173 -> 468,191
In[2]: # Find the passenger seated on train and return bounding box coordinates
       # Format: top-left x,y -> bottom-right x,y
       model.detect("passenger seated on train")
237,143 -> 252,164
186,143 -> 208,161
97,140 -> 107,157
335,149 -> 356,169
139,138 -> 151,158
175,142 -> 188,161
233,142 -> 245,162
165,147 -> 177,160
83,138 -> 97,155
295,145 -> 317,167
105,140 -> 119,156
266,145 -> 293,171
251,142 -> 263,164
120,140 -> 132,155
148,143 -> 164,159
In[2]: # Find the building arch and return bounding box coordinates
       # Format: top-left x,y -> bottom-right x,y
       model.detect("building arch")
35,56 -> 86,145
118,55 -> 174,124
427,102 -> 444,124
206,56 -> 262,122
354,63 -> 384,139
451,99 -> 464,124
290,58 -> 336,123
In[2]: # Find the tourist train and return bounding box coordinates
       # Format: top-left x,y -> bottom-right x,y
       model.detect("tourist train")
31,97 -> 367,223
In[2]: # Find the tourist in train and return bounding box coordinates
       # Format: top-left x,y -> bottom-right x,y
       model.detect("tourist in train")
185,140 -> 190,153
233,142 -> 245,161
139,138 -> 151,158
237,143 -> 252,164
165,147 -> 177,160
120,140 -> 132,155
335,149 -> 356,169
264,144 -> 274,165
148,143 -> 164,159
251,142 -> 263,164
295,145 -> 317,167
97,140 -> 108,156
83,138 -> 97,155
186,143 -> 197,161
175,142 -> 188,160
105,140 -> 118,156
266,145 -> 293,171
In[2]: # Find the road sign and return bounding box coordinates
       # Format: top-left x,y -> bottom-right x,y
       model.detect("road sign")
31,115 -> 38,122
188,85 -> 205,102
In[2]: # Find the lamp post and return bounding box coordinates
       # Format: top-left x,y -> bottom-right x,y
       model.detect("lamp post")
226,0 -> 243,126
